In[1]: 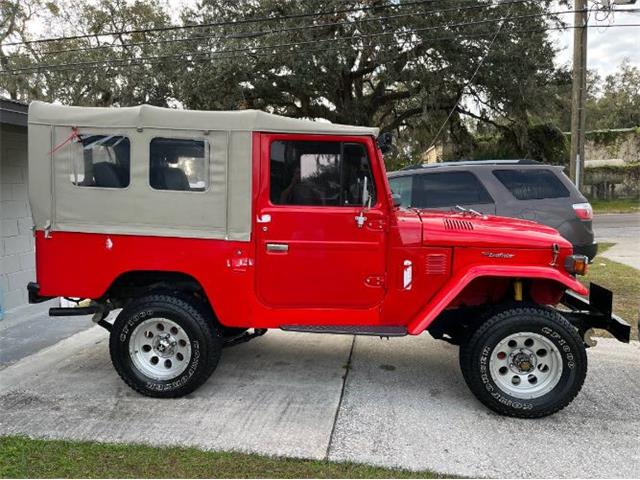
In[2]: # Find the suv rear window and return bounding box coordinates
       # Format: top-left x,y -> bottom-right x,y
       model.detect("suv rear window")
411,171 -> 493,208
493,169 -> 570,200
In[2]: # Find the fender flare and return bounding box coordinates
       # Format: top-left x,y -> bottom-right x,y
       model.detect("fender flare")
406,265 -> 588,335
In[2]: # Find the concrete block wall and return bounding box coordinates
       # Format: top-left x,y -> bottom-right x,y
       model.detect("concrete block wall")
1,124 -> 35,316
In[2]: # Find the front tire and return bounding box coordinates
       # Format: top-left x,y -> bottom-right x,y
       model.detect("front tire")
460,304 -> 587,418
109,293 -> 222,397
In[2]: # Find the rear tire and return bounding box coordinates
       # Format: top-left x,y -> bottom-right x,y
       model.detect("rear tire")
109,293 -> 222,397
459,304 -> 587,418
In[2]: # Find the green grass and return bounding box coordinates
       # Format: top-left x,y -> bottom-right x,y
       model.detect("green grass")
580,243 -> 640,340
589,198 -> 640,214
0,436 -> 445,479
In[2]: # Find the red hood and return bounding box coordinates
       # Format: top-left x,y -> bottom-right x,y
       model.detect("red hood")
416,210 -> 572,250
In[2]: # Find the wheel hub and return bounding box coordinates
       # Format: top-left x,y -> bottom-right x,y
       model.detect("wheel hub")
510,349 -> 536,374
490,332 -> 563,400
154,333 -> 177,357
129,318 -> 192,381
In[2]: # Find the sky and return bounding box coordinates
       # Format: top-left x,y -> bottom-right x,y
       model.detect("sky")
551,5 -> 640,77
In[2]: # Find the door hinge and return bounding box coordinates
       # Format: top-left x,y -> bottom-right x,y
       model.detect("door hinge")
366,219 -> 387,231
365,275 -> 385,288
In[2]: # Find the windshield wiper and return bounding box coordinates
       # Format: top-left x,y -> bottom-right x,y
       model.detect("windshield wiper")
454,205 -> 483,217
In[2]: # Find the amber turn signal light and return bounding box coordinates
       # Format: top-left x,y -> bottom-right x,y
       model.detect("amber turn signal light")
564,254 -> 589,275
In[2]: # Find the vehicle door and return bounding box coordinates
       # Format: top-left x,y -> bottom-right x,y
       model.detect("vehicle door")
255,134 -> 388,309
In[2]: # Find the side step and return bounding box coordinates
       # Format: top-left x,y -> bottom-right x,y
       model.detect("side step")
49,306 -> 100,316
280,325 -> 407,337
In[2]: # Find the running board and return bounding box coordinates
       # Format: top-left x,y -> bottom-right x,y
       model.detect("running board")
49,306 -> 100,316
280,325 -> 407,336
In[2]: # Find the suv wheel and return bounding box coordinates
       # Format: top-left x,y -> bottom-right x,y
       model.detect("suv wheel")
109,293 -> 222,397
459,304 -> 587,418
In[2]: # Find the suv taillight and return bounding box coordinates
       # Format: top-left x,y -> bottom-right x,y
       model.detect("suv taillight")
572,202 -> 593,221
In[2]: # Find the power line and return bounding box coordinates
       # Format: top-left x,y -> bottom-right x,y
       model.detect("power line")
0,9 -> 591,75
3,23 -> 636,77
427,1 -> 512,149
33,0 -> 535,58
0,0 -> 494,48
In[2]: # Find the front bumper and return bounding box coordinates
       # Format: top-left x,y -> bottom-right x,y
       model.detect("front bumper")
560,282 -> 633,343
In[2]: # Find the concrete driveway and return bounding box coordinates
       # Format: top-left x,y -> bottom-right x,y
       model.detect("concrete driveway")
1,326 -> 638,478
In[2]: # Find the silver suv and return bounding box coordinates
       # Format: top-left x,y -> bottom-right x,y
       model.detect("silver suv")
388,160 -> 597,260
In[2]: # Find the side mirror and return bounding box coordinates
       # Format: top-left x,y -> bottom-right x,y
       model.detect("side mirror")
391,193 -> 402,208
377,132 -> 393,154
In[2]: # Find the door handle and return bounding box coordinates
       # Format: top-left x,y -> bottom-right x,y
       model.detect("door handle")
266,243 -> 289,253
355,212 -> 367,228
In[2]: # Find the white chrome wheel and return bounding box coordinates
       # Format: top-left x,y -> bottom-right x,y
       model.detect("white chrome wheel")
489,332 -> 563,400
129,318 -> 192,380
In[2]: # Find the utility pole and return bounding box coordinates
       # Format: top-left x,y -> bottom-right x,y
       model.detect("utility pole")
569,0 -> 588,189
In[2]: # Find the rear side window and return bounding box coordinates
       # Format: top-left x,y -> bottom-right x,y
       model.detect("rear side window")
270,140 -> 376,207
493,169 -> 570,200
388,176 -> 413,207
150,138 -> 208,192
412,171 -> 493,208
70,134 -> 130,188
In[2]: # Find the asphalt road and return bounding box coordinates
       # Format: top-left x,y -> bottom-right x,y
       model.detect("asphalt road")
593,213 -> 640,242
1,327 -> 638,478
593,213 -> 640,269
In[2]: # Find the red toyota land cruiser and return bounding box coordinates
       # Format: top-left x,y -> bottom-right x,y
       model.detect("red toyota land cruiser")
26,101 -> 631,418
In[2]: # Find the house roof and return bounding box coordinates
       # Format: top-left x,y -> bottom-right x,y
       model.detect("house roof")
0,98 -> 28,127
28,101 -> 379,136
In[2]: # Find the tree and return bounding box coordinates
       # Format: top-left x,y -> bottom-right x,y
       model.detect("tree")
1,0 -> 575,166
177,0 -> 566,158
587,59 -> 640,130
0,0 -> 175,105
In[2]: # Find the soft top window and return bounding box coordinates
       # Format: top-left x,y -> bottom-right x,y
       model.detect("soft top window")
493,168 -> 570,200
70,134 -> 131,189
149,138 -> 208,192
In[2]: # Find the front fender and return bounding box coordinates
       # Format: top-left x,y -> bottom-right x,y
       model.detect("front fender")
406,265 -> 588,335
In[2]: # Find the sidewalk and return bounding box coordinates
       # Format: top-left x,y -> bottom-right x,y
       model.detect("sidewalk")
599,239 -> 640,269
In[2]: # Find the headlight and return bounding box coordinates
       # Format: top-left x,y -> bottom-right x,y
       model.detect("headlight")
564,254 -> 589,275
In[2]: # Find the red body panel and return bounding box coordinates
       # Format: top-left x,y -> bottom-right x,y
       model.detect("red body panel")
34,132 -> 586,333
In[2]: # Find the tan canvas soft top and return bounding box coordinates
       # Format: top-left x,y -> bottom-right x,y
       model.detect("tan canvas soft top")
28,102 -> 378,241
28,101 -> 379,136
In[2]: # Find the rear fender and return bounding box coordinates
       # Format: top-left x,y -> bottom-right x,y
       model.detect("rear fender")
407,265 -> 588,335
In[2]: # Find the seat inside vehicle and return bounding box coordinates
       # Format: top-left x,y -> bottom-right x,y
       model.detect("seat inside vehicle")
93,162 -> 124,188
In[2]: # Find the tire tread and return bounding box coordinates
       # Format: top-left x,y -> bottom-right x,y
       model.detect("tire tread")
109,293 -> 222,398
460,303 -> 587,418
